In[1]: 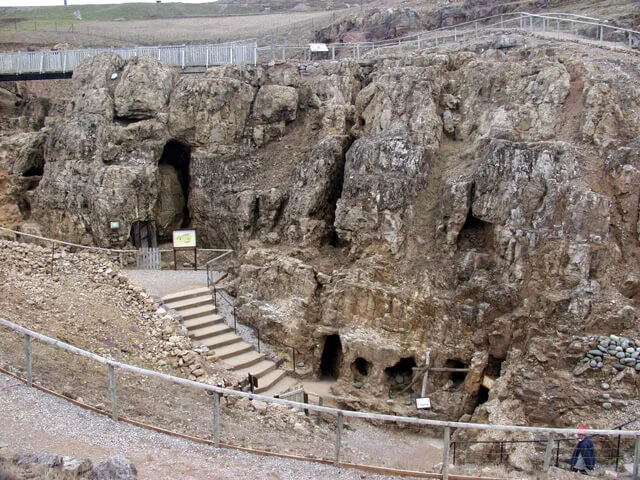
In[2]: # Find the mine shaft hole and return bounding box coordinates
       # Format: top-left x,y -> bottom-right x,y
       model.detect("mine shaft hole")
385,357 -> 416,393
157,140 -> 191,241
351,357 -> 371,380
320,334 -> 343,380
475,355 -> 503,407
457,208 -> 493,251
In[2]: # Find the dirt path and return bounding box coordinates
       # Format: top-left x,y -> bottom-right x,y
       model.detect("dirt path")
0,372 -> 434,480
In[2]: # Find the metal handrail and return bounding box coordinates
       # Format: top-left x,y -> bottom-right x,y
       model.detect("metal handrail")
213,286 -> 299,373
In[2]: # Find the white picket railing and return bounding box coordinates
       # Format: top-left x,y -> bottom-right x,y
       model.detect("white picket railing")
0,42 -> 257,75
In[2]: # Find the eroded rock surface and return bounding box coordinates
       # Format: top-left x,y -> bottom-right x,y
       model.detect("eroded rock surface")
2,34 -> 640,471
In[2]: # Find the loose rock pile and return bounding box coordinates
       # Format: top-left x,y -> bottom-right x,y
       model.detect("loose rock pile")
0,238 -> 235,390
581,334 -> 640,372
0,451 -> 137,480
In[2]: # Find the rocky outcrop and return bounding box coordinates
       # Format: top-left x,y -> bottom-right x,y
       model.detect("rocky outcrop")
3,32 -> 640,466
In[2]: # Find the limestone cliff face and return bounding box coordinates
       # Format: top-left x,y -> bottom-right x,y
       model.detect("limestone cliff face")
4,34 -> 640,445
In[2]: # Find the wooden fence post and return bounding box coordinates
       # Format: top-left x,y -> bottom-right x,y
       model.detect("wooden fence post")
335,412 -> 344,466
24,334 -> 32,388
213,392 -> 221,447
108,364 -> 118,421
442,426 -> 450,480
634,434 -> 640,480
543,435 -> 554,471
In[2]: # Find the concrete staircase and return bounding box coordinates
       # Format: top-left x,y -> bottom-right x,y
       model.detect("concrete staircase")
162,287 -> 300,396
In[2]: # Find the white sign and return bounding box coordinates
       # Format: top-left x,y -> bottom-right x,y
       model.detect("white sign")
173,229 -> 197,248
415,397 -> 431,409
309,43 -> 329,52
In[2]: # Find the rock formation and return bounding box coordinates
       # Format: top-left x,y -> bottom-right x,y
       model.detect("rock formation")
2,29 -> 640,461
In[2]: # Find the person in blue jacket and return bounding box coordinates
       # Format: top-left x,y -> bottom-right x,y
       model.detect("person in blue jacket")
570,425 -> 596,474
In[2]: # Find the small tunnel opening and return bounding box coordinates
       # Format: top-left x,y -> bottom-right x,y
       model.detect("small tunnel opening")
385,357 -> 416,393
351,357 -> 371,380
156,140 -> 191,242
475,354 -> 503,407
320,334 -> 343,380
445,359 -> 467,388
130,220 -> 158,249
457,208 -> 493,251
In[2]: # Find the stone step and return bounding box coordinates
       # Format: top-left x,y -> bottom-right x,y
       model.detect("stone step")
177,305 -> 218,321
162,287 -> 212,304
209,339 -> 252,359
254,369 -> 287,394
165,295 -> 213,312
224,351 -> 266,371
232,359 -> 276,378
261,376 -> 302,398
190,323 -> 232,341
184,313 -> 225,330
199,331 -> 243,350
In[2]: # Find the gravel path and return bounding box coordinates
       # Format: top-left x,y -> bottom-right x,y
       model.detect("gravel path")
0,372 -> 430,480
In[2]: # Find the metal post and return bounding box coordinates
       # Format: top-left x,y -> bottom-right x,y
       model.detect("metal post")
442,427 -> 451,480
24,335 -> 32,388
50,242 -> 55,275
335,412 -> 344,466
108,364 -> 118,421
316,397 -> 323,426
634,435 -> 640,480
543,435 -> 554,472
213,392 -> 221,447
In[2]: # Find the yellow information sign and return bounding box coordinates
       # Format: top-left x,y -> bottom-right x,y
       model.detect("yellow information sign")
173,229 -> 196,248
482,375 -> 495,390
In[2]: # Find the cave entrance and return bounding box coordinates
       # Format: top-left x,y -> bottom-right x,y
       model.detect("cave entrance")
130,221 -> 157,248
156,140 -> 191,242
351,357 -> 372,381
457,208 -> 493,251
385,357 -> 416,393
320,334 -> 343,380
475,355 -> 503,407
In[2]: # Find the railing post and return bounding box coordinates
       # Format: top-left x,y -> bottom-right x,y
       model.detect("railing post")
316,397 -> 323,426
442,426 -> 451,480
292,348 -> 296,373
334,412 -> 344,466
24,334 -> 32,388
213,392 -> 221,447
108,364 -> 118,421
543,434 -> 554,472
634,435 -> 640,480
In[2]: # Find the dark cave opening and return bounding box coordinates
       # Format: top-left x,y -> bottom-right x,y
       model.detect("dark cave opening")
320,334 -> 343,380
351,357 -> 371,380
475,355 -> 503,407
457,208 -> 493,251
445,359 -> 467,387
157,140 -> 191,241
130,220 -> 158,249
385,357 -> 416,393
